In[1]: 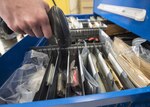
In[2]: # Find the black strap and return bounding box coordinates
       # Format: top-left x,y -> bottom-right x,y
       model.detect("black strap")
52,0 -> 57,6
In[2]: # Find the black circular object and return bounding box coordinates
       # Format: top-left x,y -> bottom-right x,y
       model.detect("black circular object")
1,20 -> 14,34
48,6 -> 71,48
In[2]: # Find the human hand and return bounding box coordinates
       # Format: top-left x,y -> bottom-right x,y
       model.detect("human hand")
0,0 -> 52,38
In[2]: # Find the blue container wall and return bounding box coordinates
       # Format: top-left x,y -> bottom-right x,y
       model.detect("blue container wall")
0,36 -> 48,87
94,0 -> 150,41
0,86 -> 150,107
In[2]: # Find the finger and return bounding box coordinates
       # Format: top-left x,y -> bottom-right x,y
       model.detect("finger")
24,28 -> 35,37
32,26 -> 44,37
17,26 -> 26,34
12,27 -> 25,34
40,12 -> 52,39
16,21 -> 28,34
8,23 -> 25,34
23,20 -> 36,37
43,1 -> 50,12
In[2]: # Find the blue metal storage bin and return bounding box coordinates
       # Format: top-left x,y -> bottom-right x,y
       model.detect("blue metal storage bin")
0,0 -> 150,106
94,0 -> 150,41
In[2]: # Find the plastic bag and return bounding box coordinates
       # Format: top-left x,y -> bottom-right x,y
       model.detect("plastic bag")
87,52 -> 106,93
0,97 -> 6,104
82,62 -> 99,94
70,60 -> 82,96
80,47 -> 99,94
0,64 -> 46,103
132,38 -> 150,63
132,38 -> 146,46
99,30 -> 117,57
23,50 -> 49,67
132,45 -> 150,63
0,50 -> 49,104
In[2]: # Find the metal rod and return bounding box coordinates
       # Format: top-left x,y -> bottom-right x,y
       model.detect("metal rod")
52,0 -> 57,6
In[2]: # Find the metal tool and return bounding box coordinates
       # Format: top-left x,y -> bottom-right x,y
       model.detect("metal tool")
48,6 -> 71,48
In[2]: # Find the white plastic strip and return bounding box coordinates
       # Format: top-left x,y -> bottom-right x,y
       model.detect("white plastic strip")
97,4 -> 146,21
98,52 -> 110,76
108,53 -> 123,75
